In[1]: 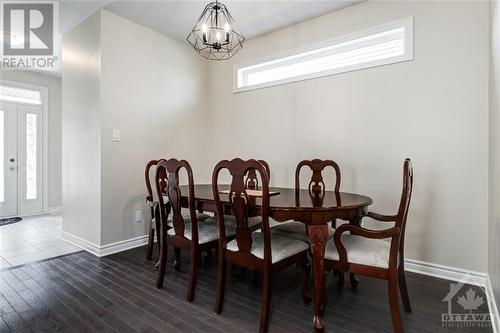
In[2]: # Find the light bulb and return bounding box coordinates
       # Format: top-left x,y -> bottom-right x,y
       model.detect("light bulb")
224,23 -> 230,32
216,31 -> 221,42
201,24 -> 208,33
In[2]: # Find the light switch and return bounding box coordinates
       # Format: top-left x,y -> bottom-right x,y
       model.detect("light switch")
135,210 -> 143,223
112,129 -> 120,142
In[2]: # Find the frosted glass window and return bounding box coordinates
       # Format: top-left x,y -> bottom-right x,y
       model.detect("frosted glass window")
235,17 -> 413,92
0,111 -> 4,203
26,113 -> 37,200
0,85 -> 41,105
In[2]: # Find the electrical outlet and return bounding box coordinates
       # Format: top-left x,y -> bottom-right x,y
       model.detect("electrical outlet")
134,210 -> 143,223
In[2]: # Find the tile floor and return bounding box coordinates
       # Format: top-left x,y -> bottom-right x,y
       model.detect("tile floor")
0,214 -> 81,269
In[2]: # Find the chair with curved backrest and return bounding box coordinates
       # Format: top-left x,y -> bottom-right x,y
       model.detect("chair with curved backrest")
155,158 -> 224,302
324,159 -> 413,333
212,158 -> 310,333
219,160 -> 271,232
245,160 -> 270,190
144,159 -> 169,260
271,159 -> 341,241
145,159 -> 209,261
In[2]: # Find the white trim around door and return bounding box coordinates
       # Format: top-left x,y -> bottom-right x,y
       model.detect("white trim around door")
0,79 -> 48,217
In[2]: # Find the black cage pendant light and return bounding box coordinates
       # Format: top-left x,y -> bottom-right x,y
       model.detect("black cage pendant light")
187,0 -> 245,60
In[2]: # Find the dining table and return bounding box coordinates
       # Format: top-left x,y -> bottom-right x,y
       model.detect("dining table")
178,184 -> 373,332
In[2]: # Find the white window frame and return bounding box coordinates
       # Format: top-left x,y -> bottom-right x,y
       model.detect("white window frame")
0,79 -> 48,215
234,17 -> 414,93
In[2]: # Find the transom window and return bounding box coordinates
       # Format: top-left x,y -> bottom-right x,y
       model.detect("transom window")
234,17 -> 413,93
0,85 -> 42,105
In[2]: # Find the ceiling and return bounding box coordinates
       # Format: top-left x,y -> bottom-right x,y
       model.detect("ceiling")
48,0 -> 359,76
59,1 -> 113,32
60,1 -> 361,41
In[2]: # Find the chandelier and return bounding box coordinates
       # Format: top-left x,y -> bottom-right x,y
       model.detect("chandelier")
186,1 -> 245,61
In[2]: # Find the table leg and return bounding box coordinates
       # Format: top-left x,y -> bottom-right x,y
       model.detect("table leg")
308,224 -> 329,333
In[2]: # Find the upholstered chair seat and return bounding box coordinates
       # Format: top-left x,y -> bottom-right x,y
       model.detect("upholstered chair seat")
271,221 -> 335,242
215,214 -> 262,230
165,212 -> 210,228
167,218 -> 235,244
226,232 -> 309,263
324,234 -> 390,269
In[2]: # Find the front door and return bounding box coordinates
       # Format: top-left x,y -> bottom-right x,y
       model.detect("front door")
0,101 -> 18,217
0,100 -> 43,217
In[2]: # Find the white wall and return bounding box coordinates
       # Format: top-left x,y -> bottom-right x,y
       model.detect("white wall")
0,71 -> 62,209
62,10 -> 208,247
489,0 -> 500,306
62,2 -> 491,274
62,12 -> 102,245
99,10 -> 208,244
206,1 -> 490,272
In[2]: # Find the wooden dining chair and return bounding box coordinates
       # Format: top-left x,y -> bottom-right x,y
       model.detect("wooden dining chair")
145,159 -> 169,260
155,158 -> 223,302
324,159 -> 413,333
145,159 -> 209,261
218,159 -> 271,232
212,158 -> 311,333
245,159 -> 270,190
271,159 -> 341,241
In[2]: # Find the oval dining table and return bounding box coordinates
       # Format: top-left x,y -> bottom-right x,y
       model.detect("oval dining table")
177,184 -> 373,332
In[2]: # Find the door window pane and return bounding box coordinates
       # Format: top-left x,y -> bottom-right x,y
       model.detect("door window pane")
0,86 -> 41,105
0,111 -> 4,203
26,113 -> 37,200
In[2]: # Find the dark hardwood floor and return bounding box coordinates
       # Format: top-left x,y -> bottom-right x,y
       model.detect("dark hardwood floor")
0,246 -> 493,332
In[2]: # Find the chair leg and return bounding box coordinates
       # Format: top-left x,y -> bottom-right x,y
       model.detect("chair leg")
349,273 -> 359,289
146,221 -> 154,261
214,253 -> 227,314
398,266 -> 412,313
337,272 -> 345,291
155,216 -> 161,255
388,273 -> 403,333
259,268 -> 272,333
187,248 -> 199,303
300,261 -> 311,306
173,247 -> 181,271
156,233 -> 168,288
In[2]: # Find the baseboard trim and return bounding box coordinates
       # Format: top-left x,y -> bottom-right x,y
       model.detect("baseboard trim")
486,277 -> 500,333
405,258 -> 498,333
61,231 -> 154,257
404,258 -> 487,286
98,235 -> 151,257
46,206 -> 63,214
14,206 -> 63,218
61,231 -> 100,256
